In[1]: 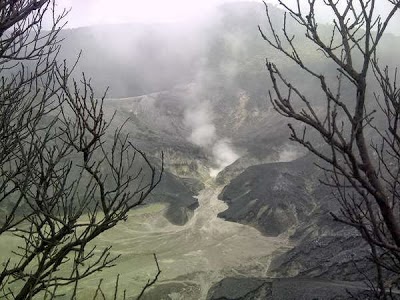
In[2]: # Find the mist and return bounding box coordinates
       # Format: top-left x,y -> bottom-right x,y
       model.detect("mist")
210,139 -> 240,176
55,0 -> 258,27
278,144 -> 306,162
184,100 -> 239,177
54,0 -> 400,36
15,0 -> 400,298
266,0 -> 400,35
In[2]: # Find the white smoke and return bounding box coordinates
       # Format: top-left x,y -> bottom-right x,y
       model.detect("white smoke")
184,101 -> 239,177
185,102 -> 216,147
210,139 -> 239,177
278,144 -> 304,162
212,139 -> 239,168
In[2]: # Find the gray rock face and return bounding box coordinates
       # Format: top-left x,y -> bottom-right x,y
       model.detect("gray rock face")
218,156 -> 319,236
216,153 -> 380,283
149,171 -> 199,225
269,235 -> 371,280
207,277 -> 380,300
207,277 -> 272,300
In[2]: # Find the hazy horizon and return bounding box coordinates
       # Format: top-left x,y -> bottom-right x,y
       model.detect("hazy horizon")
54,0 -> 399,36
56,0 -> 258,28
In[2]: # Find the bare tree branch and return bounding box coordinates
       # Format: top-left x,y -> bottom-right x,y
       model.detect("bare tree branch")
260,0 -> 400,296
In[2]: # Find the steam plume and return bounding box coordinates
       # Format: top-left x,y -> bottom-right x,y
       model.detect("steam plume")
184,101 -> 239,177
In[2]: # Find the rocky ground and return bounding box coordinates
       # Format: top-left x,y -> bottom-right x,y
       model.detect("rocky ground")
206,277 -> 385,300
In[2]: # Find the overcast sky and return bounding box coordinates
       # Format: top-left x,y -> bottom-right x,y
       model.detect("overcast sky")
55,0 -> 399,34
56,0 -> 257,27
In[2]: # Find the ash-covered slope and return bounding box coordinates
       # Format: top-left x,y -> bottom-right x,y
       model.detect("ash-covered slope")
216,153 -> 377,284
218,155 -> 320,237
99,80 -> 294,225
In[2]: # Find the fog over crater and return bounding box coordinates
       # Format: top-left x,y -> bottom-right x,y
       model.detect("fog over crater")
184,101 -> 240,177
